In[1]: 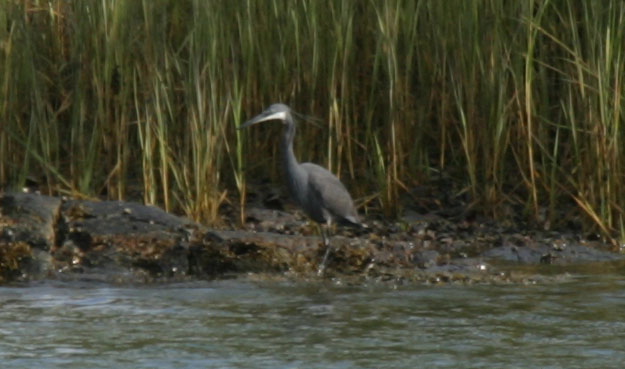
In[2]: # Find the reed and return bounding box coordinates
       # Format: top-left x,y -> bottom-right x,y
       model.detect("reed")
1,0 -> 625,244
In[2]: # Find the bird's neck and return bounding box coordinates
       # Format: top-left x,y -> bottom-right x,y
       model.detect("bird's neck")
282,120 -> 299,168
281,119 -> 307,204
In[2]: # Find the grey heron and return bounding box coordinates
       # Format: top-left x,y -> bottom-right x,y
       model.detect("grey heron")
239,103 -> 363,275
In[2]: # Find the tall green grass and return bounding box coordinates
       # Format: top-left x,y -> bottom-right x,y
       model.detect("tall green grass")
1,1 -> 625,245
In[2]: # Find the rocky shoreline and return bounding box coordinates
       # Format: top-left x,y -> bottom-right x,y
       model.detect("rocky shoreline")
0,192 -> 622,285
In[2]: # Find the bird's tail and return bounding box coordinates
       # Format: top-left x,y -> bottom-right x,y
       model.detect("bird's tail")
338,216 -> 368,230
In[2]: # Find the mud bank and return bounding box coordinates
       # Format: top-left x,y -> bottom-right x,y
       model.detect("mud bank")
0,192 -> 622,285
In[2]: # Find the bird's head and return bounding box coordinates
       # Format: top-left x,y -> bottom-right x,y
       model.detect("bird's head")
239,103 -> 292,129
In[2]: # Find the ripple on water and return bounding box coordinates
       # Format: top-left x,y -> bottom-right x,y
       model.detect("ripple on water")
0,276 -> 624,368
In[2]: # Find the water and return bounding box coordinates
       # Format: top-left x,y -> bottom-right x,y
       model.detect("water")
1,274 -> 624,369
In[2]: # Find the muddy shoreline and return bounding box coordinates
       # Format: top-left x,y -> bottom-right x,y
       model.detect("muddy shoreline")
0,192 -> 622,285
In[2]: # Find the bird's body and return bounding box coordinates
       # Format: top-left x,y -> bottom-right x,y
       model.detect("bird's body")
240,103 -> 361,274
293,162 -> 359,226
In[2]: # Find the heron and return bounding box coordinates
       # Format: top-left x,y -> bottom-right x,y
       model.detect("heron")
239,103 -> 363,275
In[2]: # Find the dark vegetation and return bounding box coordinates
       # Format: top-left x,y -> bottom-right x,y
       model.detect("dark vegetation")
1,1 -> 625,247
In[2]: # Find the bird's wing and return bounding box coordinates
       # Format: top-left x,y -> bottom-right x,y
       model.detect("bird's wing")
301,163 -> 359,225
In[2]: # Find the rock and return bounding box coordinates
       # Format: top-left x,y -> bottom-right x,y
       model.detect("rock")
1,192 -> 61,250
0,192 -> 62,281
54,199 -> 199,281
1,192 -> 624,285
482,245 -> 545,263
481,241 -> 623,265
195,230 -> 375,275
412,249 -> 440,269
0,241 -> 32,283
242,207 -> 302,233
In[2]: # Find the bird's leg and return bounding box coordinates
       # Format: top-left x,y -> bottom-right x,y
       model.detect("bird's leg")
317,224 -> 332,276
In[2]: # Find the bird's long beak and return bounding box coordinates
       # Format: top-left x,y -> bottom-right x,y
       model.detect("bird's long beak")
238,110 -> 287,130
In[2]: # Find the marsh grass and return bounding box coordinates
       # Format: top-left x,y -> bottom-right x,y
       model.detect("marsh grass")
1,0 -> 625,244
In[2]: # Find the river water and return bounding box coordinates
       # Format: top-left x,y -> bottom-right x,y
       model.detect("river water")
1,272 -> 624,369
